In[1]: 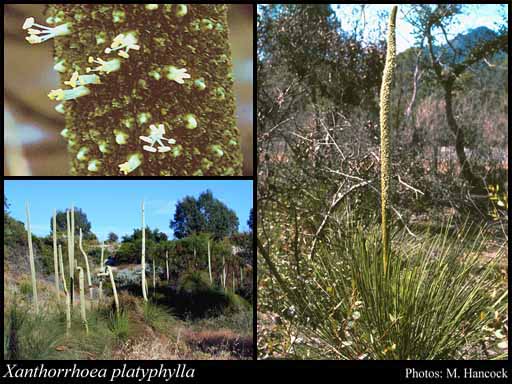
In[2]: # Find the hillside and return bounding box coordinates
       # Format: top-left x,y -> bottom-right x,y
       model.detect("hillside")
3,190 -> 254,360
4,268 -> 252,359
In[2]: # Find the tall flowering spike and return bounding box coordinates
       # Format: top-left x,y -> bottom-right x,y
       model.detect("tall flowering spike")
48,4 -> 243,176
23,17 -> 71,44
380,6 -> 397,275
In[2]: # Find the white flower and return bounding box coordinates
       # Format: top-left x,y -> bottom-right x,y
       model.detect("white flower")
86,57 -> 121,74
23,17 -> 71,44
64,71 -> 101,88
105,32 -> 140,58
48,86 -> 90,101
139,124 -> 176,153
119,154 -> 142,175
165,66 -> 191,84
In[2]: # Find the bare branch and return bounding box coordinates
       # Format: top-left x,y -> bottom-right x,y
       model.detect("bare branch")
397,174 -> 425,198
309,180 -> 373,260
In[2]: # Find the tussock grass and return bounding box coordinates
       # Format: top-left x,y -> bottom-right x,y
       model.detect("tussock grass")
143,301 -> 176,333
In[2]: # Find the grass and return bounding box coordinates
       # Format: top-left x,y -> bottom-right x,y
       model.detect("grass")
107,310 -> 130,343
143,301 -> 176,333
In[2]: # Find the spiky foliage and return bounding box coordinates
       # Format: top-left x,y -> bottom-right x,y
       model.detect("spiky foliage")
259,212 -> 507,359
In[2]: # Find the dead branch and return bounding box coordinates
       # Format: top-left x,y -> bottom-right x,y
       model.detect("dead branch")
309,180 -> 373,260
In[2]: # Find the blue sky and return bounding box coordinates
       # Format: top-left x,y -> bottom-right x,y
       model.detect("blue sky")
332,4 -> 507,53
4,180 -> 253,240
258,4 -> 507,53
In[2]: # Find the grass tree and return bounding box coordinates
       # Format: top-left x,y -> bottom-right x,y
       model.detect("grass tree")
25,202 -> 39,314
258,4 -> 508,360
379,5 -> 397,275
66,207 -> 75,307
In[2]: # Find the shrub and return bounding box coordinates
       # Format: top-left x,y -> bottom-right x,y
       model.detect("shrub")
178,271 -> 212,292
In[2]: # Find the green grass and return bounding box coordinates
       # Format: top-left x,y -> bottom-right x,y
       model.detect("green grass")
143,301 -> 176,333
107,310 -> 130,343
4,295 -> 66,360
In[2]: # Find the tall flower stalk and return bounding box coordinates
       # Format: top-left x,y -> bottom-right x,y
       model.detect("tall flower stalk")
379,6 -> 397,274
53,209 -> 60,299
141,200 -> 148,301
25,203 -> 39,314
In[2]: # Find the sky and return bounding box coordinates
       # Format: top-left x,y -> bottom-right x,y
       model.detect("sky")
332,4 -> 507,53
4,180 -> 253,240
258,4 -> 507,54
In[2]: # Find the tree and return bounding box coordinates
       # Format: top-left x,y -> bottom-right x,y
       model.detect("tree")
52,208 -> 96,240
171,196 -> 205,239
116,227 -> 167,264
197,190 -> 239,239
170,190 -> 239,240
4,195 -> 9,212
107,232 -> 119,243
406,4 -> 508,193
247,208 -> 254,232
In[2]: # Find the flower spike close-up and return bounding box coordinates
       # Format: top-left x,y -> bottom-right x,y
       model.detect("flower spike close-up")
14,4 -> 248,176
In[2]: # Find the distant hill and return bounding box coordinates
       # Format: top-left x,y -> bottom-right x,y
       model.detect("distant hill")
398,26 -> 503,65
434,26 -> 500,63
